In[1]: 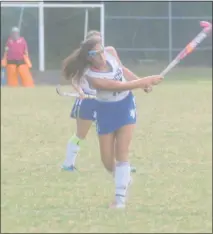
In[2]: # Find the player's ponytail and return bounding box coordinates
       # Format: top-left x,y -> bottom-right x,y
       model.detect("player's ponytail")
62,36 -> 101,84
62,48 -> 82,82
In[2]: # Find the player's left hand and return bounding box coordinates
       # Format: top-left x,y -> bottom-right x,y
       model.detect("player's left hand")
79,91 -> 87,99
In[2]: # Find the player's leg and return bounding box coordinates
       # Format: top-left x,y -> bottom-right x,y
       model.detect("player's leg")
99,133 -> 116,174
109,92 -> 137,208
115,124 -> 135,162
100,138 -> 136,174
62,98 -> 95,170
100,133 -> 136,175
112,124 -> 135,208
62,118 -> 93,170
18,64 -> 34,87
6,63 -> 18,86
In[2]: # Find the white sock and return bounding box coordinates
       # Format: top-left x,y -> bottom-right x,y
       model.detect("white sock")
114,161 -> 131,205
63,135 -> 81,167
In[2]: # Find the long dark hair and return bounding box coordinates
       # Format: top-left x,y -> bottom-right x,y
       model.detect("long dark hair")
62,36 -> 101,84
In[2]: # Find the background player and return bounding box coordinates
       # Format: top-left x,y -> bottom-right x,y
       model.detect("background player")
1,27 -> 34,87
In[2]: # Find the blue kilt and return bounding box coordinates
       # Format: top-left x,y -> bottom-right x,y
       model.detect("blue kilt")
96,92 -> 137,135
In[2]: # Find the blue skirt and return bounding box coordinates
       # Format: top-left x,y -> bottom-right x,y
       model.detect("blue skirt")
71,98 -> 97,121
96,92 -> 137,135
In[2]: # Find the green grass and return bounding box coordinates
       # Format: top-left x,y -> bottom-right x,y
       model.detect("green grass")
1,76 -> 212,233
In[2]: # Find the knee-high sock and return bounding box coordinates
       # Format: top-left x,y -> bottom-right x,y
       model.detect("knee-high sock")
114,161 -> 131,205
63,135 -> 82,167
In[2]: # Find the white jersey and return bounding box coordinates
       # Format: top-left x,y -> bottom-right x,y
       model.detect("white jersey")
85,52 -> 129,102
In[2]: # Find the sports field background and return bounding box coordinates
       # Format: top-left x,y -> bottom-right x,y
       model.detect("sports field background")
1,67 -> 212,233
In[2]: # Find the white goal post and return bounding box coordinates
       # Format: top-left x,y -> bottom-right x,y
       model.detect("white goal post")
1,2 -> 105,71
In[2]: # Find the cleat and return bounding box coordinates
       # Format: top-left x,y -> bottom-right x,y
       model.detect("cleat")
109,201 -> 125,209
130,166 -> 136,173
61,165 -> 77,172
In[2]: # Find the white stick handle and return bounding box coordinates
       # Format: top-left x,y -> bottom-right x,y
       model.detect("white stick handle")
64,92 -> 96,99
160,59 -> 179,77
56,86 -> 96,99
63,93 -> 80,97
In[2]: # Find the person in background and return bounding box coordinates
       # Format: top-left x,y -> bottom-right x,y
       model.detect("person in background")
1,27 -> 34,87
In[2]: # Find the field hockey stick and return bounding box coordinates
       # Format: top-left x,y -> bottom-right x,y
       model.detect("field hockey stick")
160,21 -> 212,77
56,85 -> 96,99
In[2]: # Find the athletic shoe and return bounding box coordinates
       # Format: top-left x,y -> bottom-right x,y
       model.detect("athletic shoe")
109,200 -> 125,209
61,165 -> 77,172
130,166 -> 136,173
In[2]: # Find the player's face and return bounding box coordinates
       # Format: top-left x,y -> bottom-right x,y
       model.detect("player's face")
88,43 -> 106,68
11,32 -> 19,40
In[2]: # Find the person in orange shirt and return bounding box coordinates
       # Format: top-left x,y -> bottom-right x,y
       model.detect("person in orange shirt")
1,27 -> 34,87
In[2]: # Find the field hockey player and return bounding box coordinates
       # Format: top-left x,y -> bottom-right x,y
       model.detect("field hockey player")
62,35 -> 163,208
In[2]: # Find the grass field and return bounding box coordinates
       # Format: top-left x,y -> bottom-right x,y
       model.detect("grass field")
1,74 -> 212,233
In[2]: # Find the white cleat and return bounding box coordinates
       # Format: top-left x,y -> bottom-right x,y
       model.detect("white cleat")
109,201 -> 125,209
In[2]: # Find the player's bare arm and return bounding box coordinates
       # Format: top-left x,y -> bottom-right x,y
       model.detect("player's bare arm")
105,46 -> 153,92
86,74 -> 162,92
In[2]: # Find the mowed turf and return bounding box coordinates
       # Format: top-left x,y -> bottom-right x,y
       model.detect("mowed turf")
1,76 -> 212,233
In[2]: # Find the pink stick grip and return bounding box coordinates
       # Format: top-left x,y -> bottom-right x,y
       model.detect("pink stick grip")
200,21 -> 212,33
200,21 -> 212,28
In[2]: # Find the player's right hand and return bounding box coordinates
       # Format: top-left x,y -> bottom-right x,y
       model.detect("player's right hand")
150,75 -> 163,85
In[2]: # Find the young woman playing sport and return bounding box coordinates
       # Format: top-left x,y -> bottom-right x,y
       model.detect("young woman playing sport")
61,30 -> 99,171
62,36 -> 162,208
62,30 -> 150,173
